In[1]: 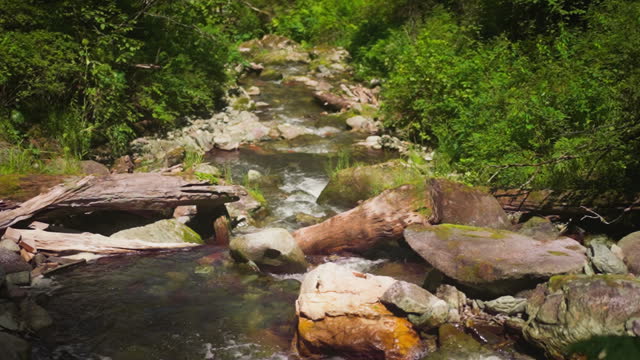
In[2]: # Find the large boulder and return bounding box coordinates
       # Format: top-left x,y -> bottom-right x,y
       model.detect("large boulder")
80,160 -> 110,175
295,263 -> 422,360
429,179 -> 510,229
230,228 -> 308,273
404,224 -> 587,296
618,231 -> 640,275
110,219 -> 203,245
523,275 -> 640,358
317,160 -> 422,208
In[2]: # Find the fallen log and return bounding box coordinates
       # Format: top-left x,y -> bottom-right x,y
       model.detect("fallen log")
0,173 -> 244,230
313,91 -> 353,111
493,189 -> 640,218
2,227 -> 198,255
292,184 -> 431,254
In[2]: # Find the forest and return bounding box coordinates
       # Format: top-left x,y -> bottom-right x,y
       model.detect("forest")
1,0 -> 638,192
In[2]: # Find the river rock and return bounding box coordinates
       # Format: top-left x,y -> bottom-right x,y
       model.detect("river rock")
226,188 -> 264,226
0,248 -> 31,275
295,263 -> 422,359
618,231 -> 640,275
247,169 -> 262,182
20,298 -> 53,331
380,280 -> 448,329
0,239 -> 20,253
518,216 -> 561,240
435,285 -> 467,323
0,332 -> 30,360
404,224 -> 587,296
588,242 -> 628,274
111,155 -> 134,173
0,301 -> 24,331
246,86 -> 261,96
110,219 -> 203,244
428,324 -> 504,360
346,115 -> 378,133
523,275 -> 640,358
429,178 -> 510,229
317,160 -> 422,208
80,160 -> 110,175
164,146 -> 186,167
482,296 -> 527,315
276,123 -> 312,140
230,228 -> 308,273
193,163 -> 221,177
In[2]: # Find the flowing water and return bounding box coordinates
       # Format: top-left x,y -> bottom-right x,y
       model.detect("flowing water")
31,63 -> 422,359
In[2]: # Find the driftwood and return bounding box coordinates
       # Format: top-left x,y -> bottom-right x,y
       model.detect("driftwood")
292,185 -> 430,254
2,227 -> 198,255
0,173 -> 244,230
493,189 -> 640,219
313,91 -> 353,111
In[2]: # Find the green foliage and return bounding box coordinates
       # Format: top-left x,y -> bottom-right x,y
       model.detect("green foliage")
183,150 -> 204,171
277,0 -> 640,191
195,171 -> 220,185
0,0 -> 270,164
324,149 -> 354,178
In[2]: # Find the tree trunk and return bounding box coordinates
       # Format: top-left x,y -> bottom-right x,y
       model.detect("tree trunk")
2,227 -> 197,255
492,189 -> 640,217
313,91 -> 353,111
292,185 -> 431,254
0,173 -> 244,230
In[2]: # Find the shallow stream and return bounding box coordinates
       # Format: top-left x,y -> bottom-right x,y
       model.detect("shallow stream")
31,63 -> 416,359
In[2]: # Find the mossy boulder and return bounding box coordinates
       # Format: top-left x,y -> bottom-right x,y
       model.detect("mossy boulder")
317,160 -> 423,209
230,228 -> 308,273
110,219 -> 203,245
523,275 -> 640,358
404,224 -> 587,296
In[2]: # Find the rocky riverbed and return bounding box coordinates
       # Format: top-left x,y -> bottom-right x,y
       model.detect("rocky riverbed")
1,35 -> 639,360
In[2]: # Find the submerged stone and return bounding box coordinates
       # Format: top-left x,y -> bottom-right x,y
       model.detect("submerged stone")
0,331 -> 30,360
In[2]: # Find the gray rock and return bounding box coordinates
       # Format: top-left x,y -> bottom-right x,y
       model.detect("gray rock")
0,248 -> 31,274
193,163 -> 221,177
405,224 -> 587,296
80,160 -> 110,175
20,298 -> 53,331
518,216 -> 561,240
246,86 -> 261,96
346,115 -> 378,133
618,231 -> 640,275
0,301 -> 25,331
435,285 -> 467,323
0,239 -> 20,253
230,228 -> 308,273
524,275 -> 640,358
588,242 -> 628,274
5,271 -> 31,286
483,296 -> 527,315
0,331 -> 30,360
247,169 -> 262,182
381,281 -> 448,329
276,123 -> 311,140
110,219 -> 203,245
164,146 -> 186,167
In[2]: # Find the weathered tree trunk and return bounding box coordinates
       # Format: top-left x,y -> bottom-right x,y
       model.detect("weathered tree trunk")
0,174 -> 244,230
2,227 -> 198,255
313,91 -> 353,111
292,185 -> 431,254
492,189 -> 640,217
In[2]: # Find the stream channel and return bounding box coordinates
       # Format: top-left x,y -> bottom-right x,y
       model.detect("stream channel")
30,62 -> 430,359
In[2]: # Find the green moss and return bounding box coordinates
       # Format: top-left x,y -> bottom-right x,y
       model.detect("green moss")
181,225 -> 204,244
435,223 -> 508,240
547,250 -> 569,256
548,274 -> 640,292
0,175 -> 21,199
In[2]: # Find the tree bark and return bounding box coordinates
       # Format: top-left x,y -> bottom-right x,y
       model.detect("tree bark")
492,189 -> 640,217
292,185 -> 431,254
0,173 -> 244,230
313,91 -> 353,111
2,227 -> 197,255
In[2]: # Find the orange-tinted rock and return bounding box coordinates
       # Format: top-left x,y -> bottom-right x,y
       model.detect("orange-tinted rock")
296,303 -> 421,360
294,263 -> 423,359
